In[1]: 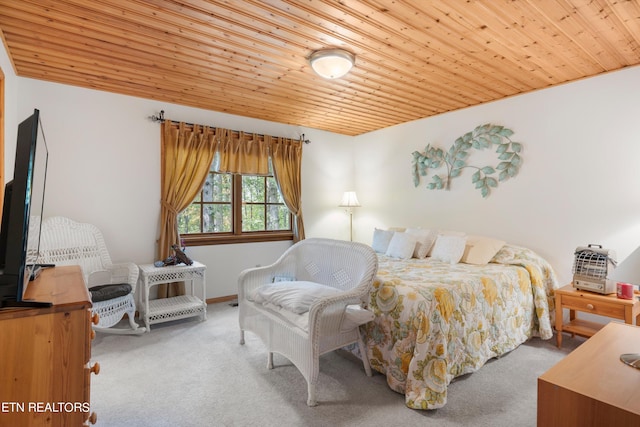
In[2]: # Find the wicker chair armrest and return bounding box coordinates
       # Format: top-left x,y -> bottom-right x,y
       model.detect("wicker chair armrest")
87,262 -> 139,292
307,288 -> 369,335
238,264 -> 285,301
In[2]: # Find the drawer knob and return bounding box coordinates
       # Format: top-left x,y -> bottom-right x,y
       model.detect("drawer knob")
91,313 -> 99,325
90,362 -> 100,375
586,303 -> 595,310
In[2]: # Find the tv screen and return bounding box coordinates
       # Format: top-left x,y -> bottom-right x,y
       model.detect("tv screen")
0,109 -> 50,308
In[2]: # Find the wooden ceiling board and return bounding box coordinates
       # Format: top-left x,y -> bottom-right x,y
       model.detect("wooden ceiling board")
1,0 -> 640,136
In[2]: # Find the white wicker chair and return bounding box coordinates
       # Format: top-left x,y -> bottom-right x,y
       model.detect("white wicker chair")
37,216 -> 145,334
238,238 -> 378,406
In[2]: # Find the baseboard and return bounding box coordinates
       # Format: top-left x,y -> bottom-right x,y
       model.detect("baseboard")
206,294 -> 238,304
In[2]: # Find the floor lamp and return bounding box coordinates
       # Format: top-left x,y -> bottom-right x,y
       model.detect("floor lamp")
339,191 -> 360,241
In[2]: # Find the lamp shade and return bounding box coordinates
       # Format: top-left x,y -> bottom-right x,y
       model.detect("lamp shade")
309,49 -> 355,79
339,191 -> 360,207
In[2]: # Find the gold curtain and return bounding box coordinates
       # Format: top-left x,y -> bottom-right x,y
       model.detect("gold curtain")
213,130 -> 269,175
267,136 -> 305,242
158,121 -> 217,298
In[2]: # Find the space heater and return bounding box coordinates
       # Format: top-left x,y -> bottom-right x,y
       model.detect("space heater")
572,244 -> 617,294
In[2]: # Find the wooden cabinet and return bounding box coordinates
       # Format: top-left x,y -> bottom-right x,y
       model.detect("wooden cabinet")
0,266 -> 97,426
538,322 -> 640,426
554,284 -> 640,348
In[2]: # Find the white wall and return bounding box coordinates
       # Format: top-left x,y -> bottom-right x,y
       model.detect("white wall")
0,39 -> 20,178
8,76 -> 354,300
353,66 -> 640,286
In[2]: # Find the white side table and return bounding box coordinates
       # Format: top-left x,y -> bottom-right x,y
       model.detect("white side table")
138,261 -> 207,331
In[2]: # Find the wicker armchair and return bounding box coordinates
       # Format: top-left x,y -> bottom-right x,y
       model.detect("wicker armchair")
38,216 -> 145,334
238,238 -> 378,406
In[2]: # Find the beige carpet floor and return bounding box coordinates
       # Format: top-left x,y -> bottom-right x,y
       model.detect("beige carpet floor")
91,302 -> 585,427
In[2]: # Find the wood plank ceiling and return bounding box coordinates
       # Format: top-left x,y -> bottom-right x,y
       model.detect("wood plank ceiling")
1,1 -> 640,136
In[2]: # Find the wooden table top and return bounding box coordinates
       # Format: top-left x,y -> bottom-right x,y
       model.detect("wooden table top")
540,321 -> 640,415
0,265 -> 90,319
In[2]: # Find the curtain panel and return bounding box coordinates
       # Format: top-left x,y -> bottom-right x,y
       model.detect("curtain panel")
212,130 -> 269,175
158,121 -> 217,298
266,136 -> 305,242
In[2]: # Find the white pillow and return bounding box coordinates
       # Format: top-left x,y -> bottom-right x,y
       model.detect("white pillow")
461,235 -> 506,265
405,228 -> 437,258
372,228 -> 394,253
251,281 -> 340,314
427,230 -> 467,256
430,235 -> 468,264
385,232 -> 417,259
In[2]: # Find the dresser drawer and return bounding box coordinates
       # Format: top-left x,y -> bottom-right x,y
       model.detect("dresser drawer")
562,295 -> 625,320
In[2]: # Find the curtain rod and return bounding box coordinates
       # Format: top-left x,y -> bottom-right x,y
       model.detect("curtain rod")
148,110 -> 311,144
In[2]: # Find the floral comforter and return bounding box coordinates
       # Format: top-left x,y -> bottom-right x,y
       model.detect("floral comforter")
361,244 -> 558,410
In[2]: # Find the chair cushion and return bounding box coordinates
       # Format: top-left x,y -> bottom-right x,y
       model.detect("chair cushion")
260,302 -> 375,332
250,281 -> 340,314
89,283 -> 132,302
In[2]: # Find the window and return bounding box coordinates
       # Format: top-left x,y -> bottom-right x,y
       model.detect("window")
178,166 -> 293,245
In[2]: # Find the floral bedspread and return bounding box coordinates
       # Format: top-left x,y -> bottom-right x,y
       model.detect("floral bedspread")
361,244 -> 558,410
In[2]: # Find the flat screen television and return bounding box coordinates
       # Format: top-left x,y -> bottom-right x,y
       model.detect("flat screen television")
0,109 -> 51,308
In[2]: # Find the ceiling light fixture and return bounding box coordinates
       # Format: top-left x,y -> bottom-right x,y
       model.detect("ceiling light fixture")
309,49 -> 355,79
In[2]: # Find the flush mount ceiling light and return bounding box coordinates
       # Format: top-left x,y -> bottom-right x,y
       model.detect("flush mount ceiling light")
309,48 -> 355,79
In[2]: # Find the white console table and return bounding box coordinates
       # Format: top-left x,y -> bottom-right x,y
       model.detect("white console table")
138,261 -> 207,331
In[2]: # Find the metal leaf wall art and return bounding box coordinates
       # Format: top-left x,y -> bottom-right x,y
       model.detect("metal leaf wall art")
412,124 -> 522,198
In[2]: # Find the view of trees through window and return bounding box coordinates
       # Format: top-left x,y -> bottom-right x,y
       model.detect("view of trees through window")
241,175 -> 290,232
178,168 -> 291,237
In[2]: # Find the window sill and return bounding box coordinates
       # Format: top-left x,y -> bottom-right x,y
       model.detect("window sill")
181,232 -> 293,246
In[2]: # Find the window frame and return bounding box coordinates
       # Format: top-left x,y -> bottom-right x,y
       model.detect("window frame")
180,174 -> 294,246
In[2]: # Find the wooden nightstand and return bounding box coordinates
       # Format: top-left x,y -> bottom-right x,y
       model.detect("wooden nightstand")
554,284 -> 640,348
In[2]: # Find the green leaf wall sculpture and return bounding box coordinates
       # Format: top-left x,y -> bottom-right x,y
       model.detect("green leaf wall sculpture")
412,124 -> 522,198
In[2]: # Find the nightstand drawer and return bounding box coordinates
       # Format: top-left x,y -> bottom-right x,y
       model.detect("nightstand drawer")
561,295 -> 625,319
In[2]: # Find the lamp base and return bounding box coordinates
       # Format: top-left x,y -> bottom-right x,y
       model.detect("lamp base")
620,353 -> 640,369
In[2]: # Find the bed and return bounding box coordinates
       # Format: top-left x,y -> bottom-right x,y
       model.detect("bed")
358,230 -> 558,410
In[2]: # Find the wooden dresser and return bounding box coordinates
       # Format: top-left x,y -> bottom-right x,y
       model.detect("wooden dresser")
0,266 -> 98,426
